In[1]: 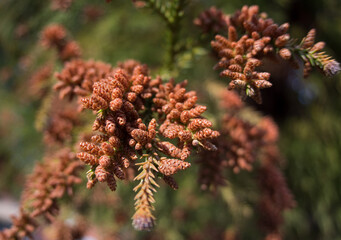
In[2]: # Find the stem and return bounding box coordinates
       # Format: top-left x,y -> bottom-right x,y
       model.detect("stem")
144,0 -> 188,72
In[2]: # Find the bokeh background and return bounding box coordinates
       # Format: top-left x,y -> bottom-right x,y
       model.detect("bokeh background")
0,0 -> 341,239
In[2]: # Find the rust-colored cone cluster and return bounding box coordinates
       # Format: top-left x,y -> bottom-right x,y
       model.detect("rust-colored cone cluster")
76,60 -> 219,230
41,24 -> 81,62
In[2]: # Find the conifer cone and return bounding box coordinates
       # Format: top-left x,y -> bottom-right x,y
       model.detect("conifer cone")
54,59 -> 113,101
209,5 -> 339,103
0,209 -> 38,240
76,60 -> 219,230
299,29 -> 340,78
194,6 -> 229,34
41,24 -> 82,62
43,99 -> 81,144
0,149 -> 82,239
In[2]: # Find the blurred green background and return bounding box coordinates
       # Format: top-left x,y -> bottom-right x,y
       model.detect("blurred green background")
0,0 -> 341,239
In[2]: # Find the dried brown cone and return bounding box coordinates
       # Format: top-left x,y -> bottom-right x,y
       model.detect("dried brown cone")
197,137 -> 227,193
54,59 -> 113,101
1,149 -> 82,239
299,29 -> 340,78
59,41 -> 82,62
210,5 -> 328,103
76,60 -> 220,230
256,117 -> 295,238
77,63 -> 158,190
41,24 -> 67,49
221,113 -> 264,173
258,162 -> 295,238
194,6 -> 229,34
158,158 -> 191,176
153,79 -> 220,156
212,31 -> 273,103
43,99 -> 81,145
0,209 -> 38,240
41,24 -> 82,62
22,149 -> 83,221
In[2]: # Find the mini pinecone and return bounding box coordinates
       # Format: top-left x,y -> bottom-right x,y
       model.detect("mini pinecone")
0,209 -> 38,240
0,149 -> 82,240
299,29 -> 340,78
194,6 -> 229,34
210,5 -> 339,103
21,149 -> 82,221
41,24 -> 81,62
76,61 -> 219,230
196,138 -> 227,193
223,113 -> 264,173
43,100 -> 81,144
54,59 -> 113,100
210,5 -> 291,103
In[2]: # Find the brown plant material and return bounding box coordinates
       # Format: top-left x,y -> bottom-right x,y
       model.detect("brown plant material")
54,59 -> 113,101
0,209 -> 38,240
194,6 -> 229,34
257,117 -> 295,239
196,138 -> 227,193
22,149 -> 83,220
41,24 -> 81,62
210,5 -> 339,103
76,61 -> 219,230
0,149 -> 82,239
41,24 -> 67,48
43,99 -> 81,144
222,113 -> 264,173
299,29 -> 340,78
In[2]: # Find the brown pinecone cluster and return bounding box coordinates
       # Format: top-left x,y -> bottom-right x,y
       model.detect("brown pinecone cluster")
76,61 -> 219,230
193,6 -> 228,34
221,113 -> 264,173
197,90 -> 294,239
299,29 -> 340,78
0,209 -> 38,240
210,5 -> 292,103
41,24 -> 81,62
0,149 -> 82,240
54,59 -> 113,100
207,5 -> 340,103
198,90 -> 263,191
43,100 -> 81,144
22,149 -> 82,221
257,117 -> 295,239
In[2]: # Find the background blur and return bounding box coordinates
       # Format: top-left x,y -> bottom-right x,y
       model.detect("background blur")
0,0 -> 341,239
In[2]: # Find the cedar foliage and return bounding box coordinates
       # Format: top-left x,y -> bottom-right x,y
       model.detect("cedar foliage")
0,0 -> 340,239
